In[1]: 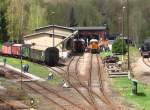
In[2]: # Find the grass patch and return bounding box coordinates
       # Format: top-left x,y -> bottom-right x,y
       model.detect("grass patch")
47,75 -> 62,85
112,77 -> 150,110
129,46 -> 140,63
0,56 -> 62,85
100,51 -> 112,58
0,41 -> 2,49
0,56 -> 55,80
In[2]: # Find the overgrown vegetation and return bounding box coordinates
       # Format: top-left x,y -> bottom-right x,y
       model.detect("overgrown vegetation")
0,0 -> 150,44
100,51 -> 112,59
129,46 -> 140,63
112,77 -> 150,110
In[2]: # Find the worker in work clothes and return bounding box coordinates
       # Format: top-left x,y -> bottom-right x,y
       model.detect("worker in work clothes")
3,58 -> 6,66
48,72 -> 53,80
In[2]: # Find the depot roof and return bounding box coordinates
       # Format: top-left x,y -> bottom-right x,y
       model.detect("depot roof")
73,26 -> 107,31
34,25 -> 75,32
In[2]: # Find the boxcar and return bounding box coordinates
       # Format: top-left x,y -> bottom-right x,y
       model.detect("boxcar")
30,49 -> 45,62
11,44 -> 22,56
22,44 -> 31,58
2,42 -> 12,55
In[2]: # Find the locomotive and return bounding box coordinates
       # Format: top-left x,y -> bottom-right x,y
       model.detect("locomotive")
140,38 -> 150,58
73,38 -> 85,53
89,39 -> 99,53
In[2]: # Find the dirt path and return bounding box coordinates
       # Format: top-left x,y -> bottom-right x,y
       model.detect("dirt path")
132,57 -> 150,86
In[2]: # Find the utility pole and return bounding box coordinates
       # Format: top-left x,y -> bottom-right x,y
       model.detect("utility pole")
122,6 -> 126,61
127,0 -> 130,70
20,46 -> 23,89
51,12 -> 55,47
20,0 -> 24,89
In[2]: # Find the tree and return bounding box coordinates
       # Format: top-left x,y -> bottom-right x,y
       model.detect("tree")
0,0 -> 8,42
6,0 -> 25,43
69,7 -> 78,27
112,38 -> 127,55
27,0 -> 48,33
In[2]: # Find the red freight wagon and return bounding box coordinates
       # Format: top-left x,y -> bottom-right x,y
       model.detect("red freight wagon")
2,43 -> 12,55
11,44 -> 22,56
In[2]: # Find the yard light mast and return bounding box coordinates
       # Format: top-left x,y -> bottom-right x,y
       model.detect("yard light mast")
51,11 -> 55,47
127,0 -> 130,70
20,46 -> 23,89
122,6 -> 126,61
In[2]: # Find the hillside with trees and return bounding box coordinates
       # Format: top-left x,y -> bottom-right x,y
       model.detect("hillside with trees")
0,0 -> 150,45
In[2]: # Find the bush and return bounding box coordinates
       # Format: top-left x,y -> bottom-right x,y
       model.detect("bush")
45,47 -> 59,66
112,39 -> 127,55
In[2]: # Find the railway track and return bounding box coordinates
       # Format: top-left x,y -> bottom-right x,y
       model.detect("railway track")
0,53 -> 118,110
95,54 -> 115,109
23,81 -> 85,110
67,56 -> 96,109
0,66 -> 85,110
66,54 -> 117,110
0,97 -> 16,110
143,58 -> 150,67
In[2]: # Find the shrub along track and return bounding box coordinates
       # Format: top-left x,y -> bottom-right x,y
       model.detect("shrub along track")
142,58 -> 150,68
65,54 -> 117,110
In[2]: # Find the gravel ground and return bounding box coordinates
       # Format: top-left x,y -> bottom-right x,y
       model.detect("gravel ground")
132,58 -> 150,86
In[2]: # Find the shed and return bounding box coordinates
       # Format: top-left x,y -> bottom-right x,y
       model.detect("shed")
24,25 -> 76,52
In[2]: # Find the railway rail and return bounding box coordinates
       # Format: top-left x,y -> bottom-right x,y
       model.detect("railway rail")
0,66 -> 85,110
0,97 -> 16,110
65,54 -> 116,110
0,53 -> 118,110
143,58 -> 150,68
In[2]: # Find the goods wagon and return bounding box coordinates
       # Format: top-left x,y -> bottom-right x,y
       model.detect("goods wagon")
1,42 -> 59,66
11,44 -> 22,56
2,42 -> 12,55
22,44 -> 31,58
30,49 -> 45,62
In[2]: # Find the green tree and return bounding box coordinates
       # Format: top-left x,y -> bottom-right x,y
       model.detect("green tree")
27,0 -> 48,33
6,0 -> 26,43
69,7 -> 77,27
112,38 -> 127,55
0,0 -> 9,42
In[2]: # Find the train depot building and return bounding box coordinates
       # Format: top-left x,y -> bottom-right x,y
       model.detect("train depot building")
24,25 -> 76,51
74,26 -> 108,42
23,25 -> 109,57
